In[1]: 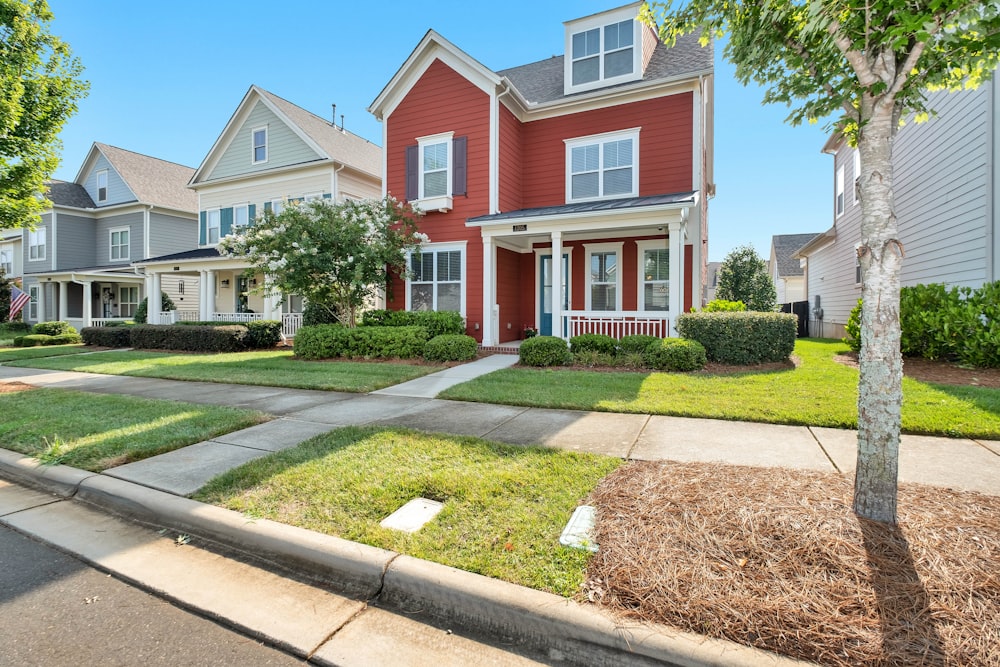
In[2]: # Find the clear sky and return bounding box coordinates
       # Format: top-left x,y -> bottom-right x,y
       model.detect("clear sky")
46,0 -> 833,262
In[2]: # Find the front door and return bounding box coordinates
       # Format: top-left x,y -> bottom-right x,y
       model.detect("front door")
539,254 -> 569,336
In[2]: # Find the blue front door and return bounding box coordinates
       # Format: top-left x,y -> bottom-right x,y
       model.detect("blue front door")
539,253 -> 569,336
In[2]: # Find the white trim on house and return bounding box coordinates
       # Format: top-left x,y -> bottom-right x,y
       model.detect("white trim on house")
415,131 -> 454,212
28,284 -> 39,321
251,125 -> 268,165
109,225 -> 130,261
233,203 -> 249,228
532,246 -> 574,337
636,238 -> 670,312
563,4 -> 643,96
583,241 -> 624,311
564,128 -> 640,203
96,169 -> 109,202
835,164 -> 845,217
853,149 -> 861,206
405,241 -> 468,316
205,208 -> 221,244
28,228 -> 46,262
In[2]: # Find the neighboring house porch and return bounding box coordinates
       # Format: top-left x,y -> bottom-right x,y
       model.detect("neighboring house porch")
22,265 -> 144,330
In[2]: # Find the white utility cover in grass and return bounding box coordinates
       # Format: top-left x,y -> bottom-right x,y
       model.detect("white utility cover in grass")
559,505 -> 598,552
380,498 -> 444,533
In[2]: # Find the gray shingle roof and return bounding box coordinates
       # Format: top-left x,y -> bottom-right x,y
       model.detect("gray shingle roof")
257,88 -> 382,178
45,180 -> 95,208
95,143 -> 197,212
498,31 -> 712,106
772,233 -> 822,278
468,192 -> 696,224
138,247 -> 225,263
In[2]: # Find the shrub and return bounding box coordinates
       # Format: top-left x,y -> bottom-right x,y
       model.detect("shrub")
423,334 -> 477,362
244,320 -> 282,349
573,350 -> 616,367
48,333 -> 82,345
618,334 -> 659,355
302,301 -> 340,327
134,291 -> 176,324
15,334 -> 53,347
701,299 -> 746,312
614,351 -> 648,369
32,321 -> 76,336
644,338 -> 707,371
569,333 -> 616,355
294,324 -> 428,359
843,300 -> 863,352
81,326 -> 133,348
1,321 -> 31,335
362,309 -> 465,337
130,324 -> 247,352
676,311 -> 797,365
519,336 -> 571,367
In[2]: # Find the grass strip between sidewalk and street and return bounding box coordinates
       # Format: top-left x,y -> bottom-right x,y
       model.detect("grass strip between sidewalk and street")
6,349 -> 444,393
439,339 -> 1000,439
0,344 -> 90,363
195,426 -> 621,597
0,386 -> 268,471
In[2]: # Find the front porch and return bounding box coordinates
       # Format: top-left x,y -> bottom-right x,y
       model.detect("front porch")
157,309 -> 304,338
24,266 -> 144,330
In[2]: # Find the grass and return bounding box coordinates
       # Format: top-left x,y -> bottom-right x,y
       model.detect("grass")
195,426 -> 621,596
440,338 -> 1000,439
0,344 -> 90,362
0,387 -> 268,471
6,349 -> 444,392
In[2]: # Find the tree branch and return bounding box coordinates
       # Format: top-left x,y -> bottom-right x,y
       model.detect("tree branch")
828,19 -> 879,87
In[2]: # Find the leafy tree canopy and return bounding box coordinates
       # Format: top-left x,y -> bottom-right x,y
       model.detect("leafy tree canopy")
0,0 -> 89,229
715,244 -> 776,312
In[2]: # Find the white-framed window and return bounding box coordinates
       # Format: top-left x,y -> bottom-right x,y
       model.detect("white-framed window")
407,243 -> 465,315
270,199 -> 284,215
97,169 -> 108,202
853,149 -> 861,205
28,284 -> 38,320
835,164 -> 845,217
119,286 -> 139,317
0,243 -> 12,275
234,204 -> 249,228
206,208 -> 221,244
252,126 -> 268,164
28,228 -> 46,261
636,240 -> 669,312
565,8 -> 640,94
303,192 -> 323,202
566,128 -> 639,202
585,242 -> 623,311
110,227 -> 129,261
417,131 -> 453,208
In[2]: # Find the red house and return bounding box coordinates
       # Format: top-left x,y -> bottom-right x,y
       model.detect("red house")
368,3 -> 714,344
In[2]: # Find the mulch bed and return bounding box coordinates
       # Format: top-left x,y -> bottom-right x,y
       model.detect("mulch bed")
0,382 -> 36,394
585,461 -> 1000,666
835,351 -> 1000,389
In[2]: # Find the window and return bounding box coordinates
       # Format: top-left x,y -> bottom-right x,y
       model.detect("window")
585,242 -> 623,311
28,285 -> 38,320
206,209 -> 221,244
252,127 -> 267,164
637,241 -> 669,311
855,254 -> 862,285
119,286 -> 139,317
417,132 -> 454,205
566,129 -> 639,202
234,204 -> 249,228
0,243 -> 12,275
408,246 -> 464,314
28,228 -> 46,261
853,149 -> 861,205
566,11 -> 638,92
303,192 -> 323,202
270,199 -> 284,215
97,170 -> 108,202
835,165 -> 845,217
110,227 -> 129,261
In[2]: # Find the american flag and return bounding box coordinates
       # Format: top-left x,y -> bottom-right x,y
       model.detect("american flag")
9,285 -> 30,320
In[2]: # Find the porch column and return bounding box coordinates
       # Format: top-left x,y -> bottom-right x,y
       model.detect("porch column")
205,270 -> 217,318
81,281 -> 93,327
551,231 -> 564,339
58,281 -> 68,321
668,222 -> 684,335
197,271 -> 207,319
149,272 -> 162,324
481,236 -> 496,346
264,274 -> 281,318
36,284 -> 45,323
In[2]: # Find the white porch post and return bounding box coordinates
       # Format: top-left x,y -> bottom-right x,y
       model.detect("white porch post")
668,222 -> 684,335
481,235 -> 495,346
264,274 -> 281,319
36,284 -> 46,322
58,281 -> 68,321
150,272 -> 162,324
551,231 -> 564,339
81,281 -> 93,327
197,270 -> 208,320
205,270 -> 216,319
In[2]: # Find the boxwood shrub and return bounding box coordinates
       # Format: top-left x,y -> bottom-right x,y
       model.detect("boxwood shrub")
423,334 -> 477,362
361,309 -> 465,338
48,333 -> 83,345
644,338 -> 707,372
244,320 -> 282,349
130,324 -> 247,352
519,335 -> 571,367
618,334 -> 659,355
32,321 -> 77,336
569,333 -> 616,355
294,324 -> 429,360
81,326 -> 133,348
676,311 -> 796,365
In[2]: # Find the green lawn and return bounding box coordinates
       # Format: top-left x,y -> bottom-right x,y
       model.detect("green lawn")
7,349 -> 444,393
440,339 -> 1000,439
195,426 -> 621,597
0,388 -> 267,471
0,344 -> 89,362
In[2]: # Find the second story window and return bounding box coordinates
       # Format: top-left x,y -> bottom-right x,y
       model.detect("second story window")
206,209 -> 220,244
565,7 -> 640,94
110,227 -> 129,261
252,127 -> 268,164
234,204 -> 249,228
97,170 -> 108,202
836,164 -> 845,217
28,228 -> 46,261
421,136 -> 451,199
566,129 -> 639,202
0,243 -> 12,275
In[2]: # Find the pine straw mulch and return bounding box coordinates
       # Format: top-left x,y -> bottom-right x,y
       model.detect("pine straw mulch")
0,381 -> 36,394
584,461 -> 1000,666
834,352 -> 1000,389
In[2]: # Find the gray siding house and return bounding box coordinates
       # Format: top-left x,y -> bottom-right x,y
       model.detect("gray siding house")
769,233 -> 820,305
21,143 -> 197,328
796,80 -> 1000,339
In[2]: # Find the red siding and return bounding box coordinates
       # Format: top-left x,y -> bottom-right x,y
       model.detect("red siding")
520,94 -> 694,208
498,105 -> 523,213
495,247 -> 524,343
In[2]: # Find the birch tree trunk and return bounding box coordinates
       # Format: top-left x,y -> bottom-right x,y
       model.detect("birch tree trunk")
853,95 -> 903,525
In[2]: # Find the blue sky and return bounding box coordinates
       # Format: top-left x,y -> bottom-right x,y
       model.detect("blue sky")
47,0 -> 833,262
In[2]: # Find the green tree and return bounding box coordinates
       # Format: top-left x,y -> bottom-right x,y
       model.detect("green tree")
220,196 -> 426,328
715,244 -> 776,312
646,1 -> 1000,524
1,0 -> 89,229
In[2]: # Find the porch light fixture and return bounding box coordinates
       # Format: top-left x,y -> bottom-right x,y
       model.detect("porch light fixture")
220,279 -> 230,288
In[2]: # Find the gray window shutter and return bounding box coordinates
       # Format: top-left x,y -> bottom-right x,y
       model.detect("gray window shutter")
405,145 -> 418,201
452,136 -> 467,196
220,207 -> 234,237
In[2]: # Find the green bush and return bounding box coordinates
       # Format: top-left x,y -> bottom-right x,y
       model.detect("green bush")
130,325 -> 247,352
244,320 -> 282,349
644,338 -> 707,371
676,311 -> 797,365
362,309 -> 465,337
1,322 -> 31,335
15,334 -> 53,347
519,336 -> 571,367
423,334 -> 477,362
134,291 -> 176,324
614,351 -> 647,369
701,299 -> 746,312
302,301 -> 340,327
572,350 -> 616,367
844,299 -> 863,352
81,326 -> 133,348
569,333 -> 616,355
32,321 -> 77,336
48,333 -> 82,345
618,334 -> 659,355
294,324 -> 429,360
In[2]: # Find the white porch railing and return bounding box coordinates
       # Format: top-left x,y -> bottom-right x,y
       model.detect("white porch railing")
281,313 -> 303,338
150,310 -> 303,339
562,311 -> 671,338
211,312 -> 264,323
174,310 -> 201,322
92,317 -> 131,327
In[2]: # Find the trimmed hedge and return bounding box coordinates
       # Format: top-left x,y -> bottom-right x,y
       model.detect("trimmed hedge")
245,320 -> 282,349
32,321 -> 77,336
82,326 -> 133,348
676,311 -> 797,364
294,324 -> 429,360
14,333 -> 81,346
618,334 -> 659,355
569,333 -> 616,355
644,338 -> 707,371
361,309 -> 465,338
424,334 -> 477,362
519,335 -> 571,367
130,325 -> 248,352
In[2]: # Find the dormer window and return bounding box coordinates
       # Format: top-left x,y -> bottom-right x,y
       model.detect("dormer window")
252,126 -> 268,164
565,7 -> 642,94
97,170 -> 108,202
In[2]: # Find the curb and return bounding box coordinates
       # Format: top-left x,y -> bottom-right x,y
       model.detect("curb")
0,450 -> 809,667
